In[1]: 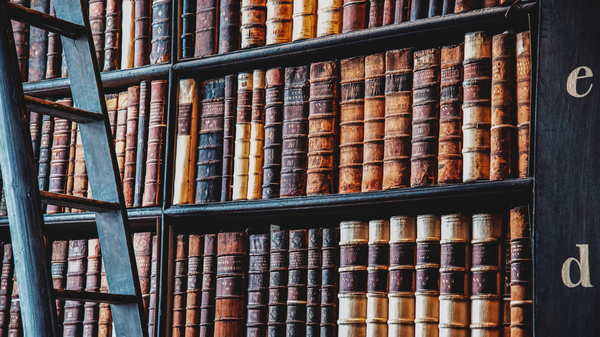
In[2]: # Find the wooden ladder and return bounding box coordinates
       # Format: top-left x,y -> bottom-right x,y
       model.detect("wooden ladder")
0,0 -> 147,336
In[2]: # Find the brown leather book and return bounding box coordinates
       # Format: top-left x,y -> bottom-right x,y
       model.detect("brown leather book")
133,232 -> 153,320
116,91 -> 129,182
339,56 -> 365,194
51,241 -> 68,333
308,60 -> 339,196
98,261 -> 113,337
320,227 -> 338,337
221,75 -> 237,202
194,0 -> 218,57
135,81 -> 151,208
233,72 -> 253,200
218,0 -> 241,53
185,235 -> 204,337
503,224 -> 511,337
268,230 -> 288,337
383,48 -> 412,190
306,229 -> 322,337
89,0 -> 105,68
105,93 -> 119,139
454,0 -> 482,13
46,0 -> 62,79
11,0 -> 29,82
215,231 -> 248,337
103,0 -> 121,71
286,230 -> 309,337
8,277 -> 22,337
248,71 -> 266,200
63,239 -> 88,337
173,235 -> 189,337
241,0 -> 267,48
483,0 -> 497,7
148,235 -> 158,336
47,98 -> 73,214
266,0 -> 293,45
65,122 -> 78,212
82,239 -> 102,337
439,43 -> 464,185
262,68 -> 284,199
369,0 -> 384,27
173,79 -> 199,205
72,125 -> 88,213
342,0 -> 367,33
30,109 -> 43,168
292,0 -> 317,41
135,0 -> 152,66
121,0 -> 135,69
142,80 -> 168,207
38,115 -> 54,195
150,0 -> 172,64
316,0 -> 341,37
200,234 -> 217,337
414,215 -> 440,336
125,86 -> 141,207
366,220 -> 389,337
28,0 -> 49,82
246,234 -> 270,337
393,0 -> 409,23
0,244 -> 13,337
363,53 -> 385,192
382,0 -> 394,25
516,31 -> 531,179
409,0 -> 427,20
510,206 -> 532,337
411,48 -> 440,187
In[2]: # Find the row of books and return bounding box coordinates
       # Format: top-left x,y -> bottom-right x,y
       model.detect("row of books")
173,30 -> 532,204
168,206 -> 532,337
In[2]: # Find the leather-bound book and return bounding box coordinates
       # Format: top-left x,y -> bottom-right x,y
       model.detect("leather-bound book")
200,234 -> 217,337
339,56 -> 365,194
185,235 -> 204,337
148,235 -> 158,336
292,0 -> 317,41
248,70 -> 266,199
366,220 -> 389,337
338,221 -> 368,337
181,0 -> 196,59
439,215 -> 470,337
388,216 -> 416,337
121,0 -> 136,69
241,0 -> 267,48
428,0 -> 442,17
98,261 -> 113,337
103,0 -> 121,71
502,225 -> 511,337
134,0 -> 151,66
438,43 -> 464,185
281,66 -> 310,197
471,214 -> 502,337
218,0 -> 241,53
307,60 -> 339,196
11,0 -> 29,82
411,48 -> 440,187
150,0 -> 172,64
38,115 -> 54,193
266,0 -> 292,45
320,228 -> 338,337
215,231 -> 248,337
8,277 -> 22,337
483,0 -> 497,7
142,80 -> 168,207
286,229 -> 309,337
263,68 -> 284,199
306,229 -> 322,337
0,244 -> 13,336
409,0 -> 427,20
89,0 -> 106,68
82,239 -> 102,337
442,0 -> 454,14
135,81 -> 151,208
51,241 -> 68,333
134,232 -> 153,318
46,0 -> 62,79
196,77 -> 226,203
454,0 -> 481,13
516,31 -> 531,178
124,86 -> 141,207
30,109 -> 42,168
28,0 -> 49,82
63,239 -> 88,337
47,98 -> 73,214
382,0 -> 393,25
316,0 -> 341,37
383,48 -> 412,189
105,93 -> 119,139
394,0 -> 409,23
73,127 -> 88,213
173,78 -> 199,205
233,72 -> 253,200
342,0 -> 367,32
510,206 -> 532,337
246,234 -> 270,337
173,235 -> 189,337
363,53 -> 385,192
268,230 -> 288,337
415,215 -> 440,337
65,123 -> 78,211
221,75 -> 237,202
116,91 -> 129,181
194,0 -> 218,57
462,31 -> 491,182
369,0 -> 384,27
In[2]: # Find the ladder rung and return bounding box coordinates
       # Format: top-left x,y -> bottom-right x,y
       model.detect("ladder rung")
7,3 -> 85,39
25,96 -> 104,123
54,289 -> 137,304
39,191 -> 121,212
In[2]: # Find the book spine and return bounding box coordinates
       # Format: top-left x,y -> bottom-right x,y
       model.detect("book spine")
134,81 -> 151,207
82,239 -> 102,337
439,43 -> 464,185
510,206 -> 532,337
46,0 -> 62,79
383,48 -> 413,189
246,234 -> 270,337
483,0 -> 497,7
121,0 -> 135,69
366,220 -> 389,337
116,91 -> 129,181
409,0 -> 427,20
134,232 -> 153,319
11,0 -> 29,82
306,229 -> 322,337
454,0 -> 481,13
221,75 -> 237,201
47,98 -> 73,214
286,230 -> 309,337
241,0 -> 267,48
148,235 -> 158,336
135,0 -> 152,66
342,0 -> 367,33
173,235 -> 189,337
394,0 -> 409,23
218,0 -> 241,53
266,0 -> 293,45
63,239 -> 88,337
382,0 -> 394,25
307,60 -> 339,196
98,261 -> 113,337
103,0 -> 121,71
8,277 -> 22,337
142,80 -> 168,207
262,68 -> 284,199
200,234 -> 217,337
316,0 -> 341,37
442,0 -> 454,14
248,70 -> 266,199
292,0 -> 317,41
502,224 -> 511,337
415,215 -> 440,337
233,72 -> 253,200
185,234 -> 204,337
368,0 -> 384,27
181,0 -> 196,59
363,53 -> 385,192
125,86 -> 141,207
268,230 -> 289,337
89,0 -> 106,68
38,115 -> 55,192
65,122 -> 78,212
150,0 -> 172,64
320,227 -> 339,337
73,127 -> 88,212
28,0 -> 49,82
195,0 -> 218,57
173,78 -> 199,205
0,244 -> 12,336
105,93 -> 119,139
30,109 -> 42,167
428,0 -> 442,17
51,240 -> 68,333
516,31 -> 531,179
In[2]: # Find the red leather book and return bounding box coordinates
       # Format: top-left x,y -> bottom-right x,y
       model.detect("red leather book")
11,0 -> 29,82
142,80 -> 168,207
125,86 -> 141,207
172,235 -> 189,337
185,235 -> 204,337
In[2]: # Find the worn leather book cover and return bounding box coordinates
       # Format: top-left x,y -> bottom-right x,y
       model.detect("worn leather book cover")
105,93 -> 119,139
246,234 -> 269,337
89,0 -> 106,68
150,0 -> 172,64
82,239 -> 101,337
316,0 -> 341,37
305,229 -> 322,337
173,235 -> 189,337
103,0 -> 121,71
241,0 -> 267,48
286,230 -> 309,337
268,230 -> 288,337
382,0 -> 394,25
173,78 -> 199,205
47,98 -> 73,214
51,241 -> 68,333
516,31 -> 531,179
200,234 -> 217,337
248,70 -> 266,199
221,75 -> 237,202
414,215 -> 440,337
281,66 -> 310,197
233,72 -> 253,200
98,262 -> 112,337
428,0 -> 442,17
266,0 -> 293,45
438,43 -> 464,185
28,0 -> 49,82
503,225 -> 511,337
148,235 -> 158,336
116,91 -> 129,181
454,0 -> 482,13
46,0 -> 62,79
121,0 -> 135,69
368,0 -> 384,27
292,0 -> 317,40
263,68 -> 284,199
11,0 -> 29,82
218,0 -> 241,53
307,60 -> 339,196
383,48 -> 412,190
194,0 -> 218,57
342,0 -> 367,32
181,0 -> 196,59
135,81 -> 151,208
124,86 -> 141,207
134,0 -> 151,66
409,0 -> 427,20
363,53 -> 385,192
133,232 -> 153,318
0,244 -> 13,336
142,80 -> 168,207
463,31 -> 492,182
510,206 -> 532,337
442,0 -> 455,14
366,220 -> 389,337
38,115 -> 54,195
483,0 -> 497,7
63,239 -> 88,337
185,234 -> 204,337
72,126 -> 88,213
30,109 -> 42,169
393,0 -> 409,23
8,277 -> 21,337
64,122 -> 78,212
320,228 -> 338,337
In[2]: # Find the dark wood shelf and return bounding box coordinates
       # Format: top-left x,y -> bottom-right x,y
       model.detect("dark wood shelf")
0,206 -> 161,226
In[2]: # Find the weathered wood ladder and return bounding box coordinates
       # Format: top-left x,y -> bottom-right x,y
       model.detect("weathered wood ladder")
0,0 -> 147,335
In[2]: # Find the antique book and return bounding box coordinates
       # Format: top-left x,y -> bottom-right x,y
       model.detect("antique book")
382,0 -> 394,25
106,93 -> 119,139
342,0 -> 367,32
442,0 -> 455,14
241,0 -> 267,48
89,0 -> 106,67
124,86 -> 141,207
266,0 -> 293,45
103,0 -> 121,71
47,99 -> 73,214
339,56 -> 365,194
218,0 -> 241,53
383,48 -> 413,189
194,0 -> 218,57
516,31 -> 531,178
510,206 -> 532,337
411,48 -> 440,187
307,60 -> 339,196
196,77 -> 226,203
116,91 -> 129,181
503,225 -> 511,337
233,72 -> 253,200
148,235 -> 158,336
363,53 -> 386,192
11,0 -> 29,82
134,0 -> 152,66
268,230 -> 288,337
185,234 -> 204,337
142,80 -> 168,207
221,75 -> 237,202
246,234 -> 270,337
320,227 -> 339,337
410,0 -> 427,20
181,0 -> 196,59
98,261 -> 113,337
172,235 -> 189,337
30,109 -> 42,170
82,239 -> 102,337
247,70 -> 266,200
281,66 -> 310,197
415,215 -> 440,337
439,43 -> 464,185
121,0 -> 135,69
471,214 -> 502,337
292,0 -> 317,40
369,0 -> 384,27
262,68 -> 284,199
366,220 -> 389,337
454,0 -> 481,13
394,0 -> 410,23
73,127 -> 88,213
46,0 -> 62,79
65,123 -> 78,213
428,0 -> 442,17
484,0 -> 497,7
51,241 -> 68,333
150,0 -> 172,64
214,231 -> 248,337
388,216 -> 416,337
463,31 -> 492,182
8,277 -> 21,337
0,244 -> 12,336
338,221 -> 368,337
439,215 -> 470,337
63,239 -> 88,337
200,234 -> 217,337
134,81 -> 151,207
286,230 -> 309,337
134,232 -> 153,318
28,0 -> 49,82
316,0 -> 341,37
306,229 -> 322,337
173,78 -> 199,205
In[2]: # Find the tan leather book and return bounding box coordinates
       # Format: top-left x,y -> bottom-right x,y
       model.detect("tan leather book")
516,31 -> 531,179
116,91 -> 129,182
316,0 -> 342,37
510,206 -> 532,337
142,80 -> 168,207
121,0 -> 135,69
65,122 -> 78,212
105,93 -> 119,139
415,215 -> 440,337
366,220 -> 389,337
72,127 -> 88,213
82,239 -> 102,337
233,72 -> 253,200
342,0 -> 367,33
241,0 -> 267,48
292,0 -> 317,41
185,234 -> 204,337
173,79 -> 199,205
248,70 -> 266,200
362,53 -> 385,192
124,86 -> 141,207
266,0 -> 293,45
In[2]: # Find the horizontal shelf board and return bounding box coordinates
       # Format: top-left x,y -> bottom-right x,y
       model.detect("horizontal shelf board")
0,206 -> 162,226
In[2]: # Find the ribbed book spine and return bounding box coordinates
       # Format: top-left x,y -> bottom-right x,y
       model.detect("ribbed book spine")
263,68 -> 284,199
194,0 -> 218,57
103,0 -> 121,71
82,239 -> 102,337
181,0 -> 196,59
316,0 -> 341,37
248,70 -> 266,200
233,72 -> 253,200
121,0 -> 135,69
185,234 -> 204,337
134,81 -> 151,207
142,80 -> 168,207
134,0 -> 152,66
363,53 -> 386,192
46,0 -> 62,79
150,0 -> 172,64
134,232 -> 153,318
241,0 -> 267,48
516,32 -> 531,178
266,0 -> 293,45
30,108 -> 42,176
98,261 -> 112,337
65,122 -> 78,212
11,0 -> 29,82
510,206 -> 532,337
292,0 -> 317,41
286,230 -> 309,337
320,228 -> 339,337
124,86 -> 141,207
73,127 -> 88,213
221,75 -> 238,201
268,230 -> 289,337
200,235 -> 217,337
218,0 -> 241,53
246,234 -> 270,337
173,78 -> 199,205
8,277 -> 22,337
342,0 -> 367,32
366,220 -> 390,337
116,91 -> 129,181
47,98 -> 73,214
28,0 -> 49,82
51,241 -> 68,333
63,239 -> 88,337
415,215 -> 440,337
148,236 -> 158,336
0,245 -> 13,337
172,235 -> 189,337
38,115 -> 54,194
306,229 -> 322,337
